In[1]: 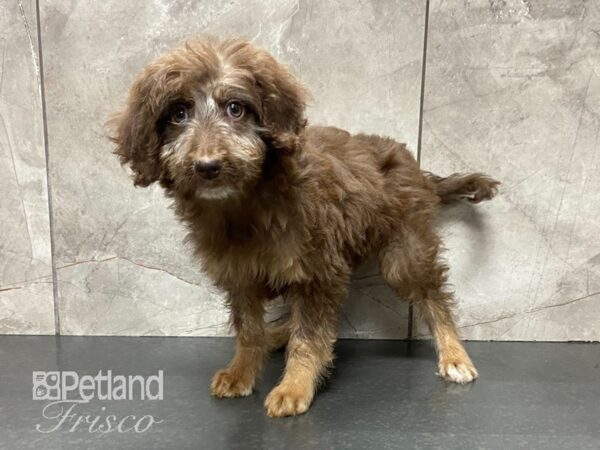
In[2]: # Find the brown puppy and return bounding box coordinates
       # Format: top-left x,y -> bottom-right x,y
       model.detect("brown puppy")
109,36 -> 499,417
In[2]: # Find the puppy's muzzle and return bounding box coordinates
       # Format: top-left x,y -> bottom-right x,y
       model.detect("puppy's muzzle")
194,160 -> 222,180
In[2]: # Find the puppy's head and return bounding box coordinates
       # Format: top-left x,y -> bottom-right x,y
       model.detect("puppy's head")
109,37 -> 309,200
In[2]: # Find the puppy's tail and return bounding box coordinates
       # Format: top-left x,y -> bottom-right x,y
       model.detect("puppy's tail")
424,171 -> 500,204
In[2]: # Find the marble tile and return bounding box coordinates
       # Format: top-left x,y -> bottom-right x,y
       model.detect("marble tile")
0,0 -> 55,334
419,0 -> 600,341
41,1 -> 425,336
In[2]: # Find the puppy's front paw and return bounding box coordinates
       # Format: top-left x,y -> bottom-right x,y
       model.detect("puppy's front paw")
210,368 -> 254,398
264,384 -> 313,417
438,359 -> 479,384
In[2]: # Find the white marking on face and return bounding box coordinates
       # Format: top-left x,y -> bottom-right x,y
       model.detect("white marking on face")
228,134 -> 254,162
205,95 -> 218,118
195,156 -> 216,166
160,144 -> 174,159
196,186 -> 236,200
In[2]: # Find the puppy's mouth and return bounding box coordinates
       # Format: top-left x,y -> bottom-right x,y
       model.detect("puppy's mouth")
194,178 -> 237,201
190,159 -> 236,201
196,185 -> 236,201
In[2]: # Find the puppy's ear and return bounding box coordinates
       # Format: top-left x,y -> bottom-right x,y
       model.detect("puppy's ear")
227,40 -> 310,152
255,62 -> 309,135
107,64 -> 165,187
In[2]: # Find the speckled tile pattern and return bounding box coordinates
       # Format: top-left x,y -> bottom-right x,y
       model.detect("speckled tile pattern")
419,0 -> 600,340
0,337 -> 599,449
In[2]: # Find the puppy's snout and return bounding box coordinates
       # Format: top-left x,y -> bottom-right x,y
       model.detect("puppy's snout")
194,160 -> 222,180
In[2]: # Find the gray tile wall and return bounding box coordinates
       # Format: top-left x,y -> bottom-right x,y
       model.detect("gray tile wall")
419,0 -> 600,341
0,0 -> 55,334
1,0 -> 598,340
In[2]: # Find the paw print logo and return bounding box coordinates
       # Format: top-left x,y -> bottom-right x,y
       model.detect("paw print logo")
32,371 -> 61,400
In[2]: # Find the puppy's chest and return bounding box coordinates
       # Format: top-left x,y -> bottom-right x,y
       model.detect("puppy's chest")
196,236 -> 308,291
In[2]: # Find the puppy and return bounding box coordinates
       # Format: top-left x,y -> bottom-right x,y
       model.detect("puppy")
109,36 -> 499,417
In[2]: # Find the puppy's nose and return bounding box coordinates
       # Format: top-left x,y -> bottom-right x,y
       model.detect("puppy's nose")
194,160 -> 222,180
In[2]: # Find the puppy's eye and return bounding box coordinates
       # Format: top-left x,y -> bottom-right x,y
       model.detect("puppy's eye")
170,104 -> 189,124
226,101 -> 244,119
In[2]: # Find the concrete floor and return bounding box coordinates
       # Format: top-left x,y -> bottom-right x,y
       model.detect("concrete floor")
0,337 -> 599,449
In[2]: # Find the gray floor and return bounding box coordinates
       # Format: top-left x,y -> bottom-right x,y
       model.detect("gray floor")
0,337 -> 599,450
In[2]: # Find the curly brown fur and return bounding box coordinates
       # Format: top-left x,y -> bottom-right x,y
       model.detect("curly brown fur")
109,36 -> 499,417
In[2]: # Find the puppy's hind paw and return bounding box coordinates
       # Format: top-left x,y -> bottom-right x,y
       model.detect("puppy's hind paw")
438,360 -> 479,384
210,368 -> 254,398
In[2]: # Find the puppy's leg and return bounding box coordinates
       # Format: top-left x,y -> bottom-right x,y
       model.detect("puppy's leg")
415,287 -> 478,384
265,321 -> 291,352
379,229 -> 478,384
211,294 -> 266,398
264,284 -> 342,417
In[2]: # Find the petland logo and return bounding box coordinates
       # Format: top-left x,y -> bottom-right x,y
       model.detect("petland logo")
32,371 -> 164,433
33,371 -> 164,401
